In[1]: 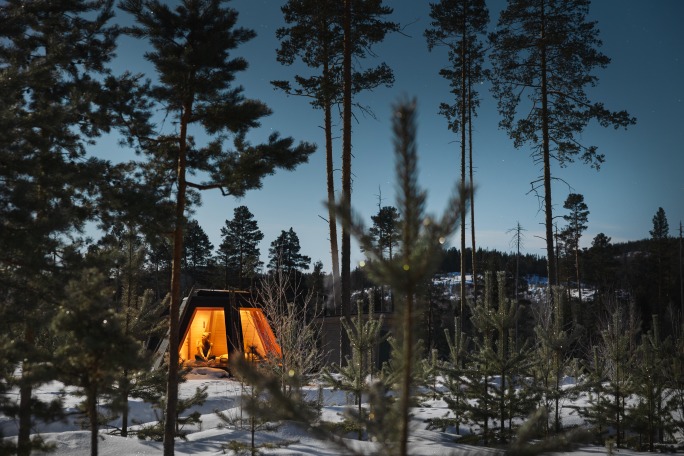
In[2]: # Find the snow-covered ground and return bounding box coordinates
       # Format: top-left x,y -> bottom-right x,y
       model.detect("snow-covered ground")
2,368 -> 679,455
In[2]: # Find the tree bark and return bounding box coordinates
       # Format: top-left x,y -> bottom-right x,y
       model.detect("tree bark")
163,100 -> 192,456
323,59 -> 341,314
341,0 -> 352,362
540,2 -> 556,293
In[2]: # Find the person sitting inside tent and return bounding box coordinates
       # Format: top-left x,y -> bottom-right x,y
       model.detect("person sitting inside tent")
195,331 -> 215,362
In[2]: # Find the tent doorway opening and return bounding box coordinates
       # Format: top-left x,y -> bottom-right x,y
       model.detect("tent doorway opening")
180,305 -> 281,369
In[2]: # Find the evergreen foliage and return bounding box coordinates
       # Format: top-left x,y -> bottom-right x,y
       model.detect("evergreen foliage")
489,0 -> 636,288
0,1 -> 131,453
118,1 -> 316,450
218,206 -> 264,289
268,228 -> 312,273
629,315 -> 672,450
107,229 -> 168,437
52,269 -> 144,456
367,206 -> 401,260
425,0 -> 489,314
593,303 -> 640,447
335,98 -> 469,455
323,298 -> 385,441
183,219 -> 214,272
559,193 -> 589,325
429,316 -> 469,435
532,287 -> 580,435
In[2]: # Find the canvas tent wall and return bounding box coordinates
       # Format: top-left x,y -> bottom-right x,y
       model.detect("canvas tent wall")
154,289 -> 280,369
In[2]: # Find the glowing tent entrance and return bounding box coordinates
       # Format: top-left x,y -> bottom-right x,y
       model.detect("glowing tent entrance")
175,289 -> 281,368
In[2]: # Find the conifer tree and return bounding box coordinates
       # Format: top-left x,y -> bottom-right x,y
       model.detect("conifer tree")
463,272 -> 495,443
469,271 -> 528,442
576,344 -> 610,443
533,287 -> 579,434
339,0 -> 399,358
118,1 -> 316,451
335,98 -> 468,455
650,207 -> 671,317
368,206 -> 401,260
0,2 -> 129,453
489,0 -> 635,291
183,220 -> 214,272
559,193 -> 589,324
52,269 -> 143,456
630,315 -> 671,450
108,229 -> 168,438
667,324 -> 684,443
323,298 -> 385,440
595,303 -> 640,447
218,206 -> 263,289
431,317 -> 470,435
274,0 -> 399,315
268,228 -> 312,274
425,0 -> 489,317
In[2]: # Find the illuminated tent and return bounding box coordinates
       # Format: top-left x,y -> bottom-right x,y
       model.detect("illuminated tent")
155,289 -> 281,369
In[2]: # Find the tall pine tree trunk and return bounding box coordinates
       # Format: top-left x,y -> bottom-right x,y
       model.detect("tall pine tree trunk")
540,3 -> 556,293
323,69 -> 341,313
468,80 -> 477,299
459,16 -> 467,320
164,101 -> 192,455
341,0 -> 352,361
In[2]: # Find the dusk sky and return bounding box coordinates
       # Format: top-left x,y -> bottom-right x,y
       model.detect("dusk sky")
112,0 -> 684,273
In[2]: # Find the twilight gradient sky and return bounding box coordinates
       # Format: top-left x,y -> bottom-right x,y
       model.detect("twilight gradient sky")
112,0 -> 684,273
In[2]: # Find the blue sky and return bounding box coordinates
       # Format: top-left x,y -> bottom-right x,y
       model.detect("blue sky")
111,0 -> 684,273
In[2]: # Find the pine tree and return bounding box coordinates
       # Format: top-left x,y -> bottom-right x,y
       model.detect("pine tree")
52,269 -> 144,456
368,206 -> 401,260
469,272 -> 528,442
268,228 -> 312,273
630,315 -> 671,451
109,229 -> 168,438
323,298 -> 385,440
463,272 -> 497,443
595,303 -> 640,447
218,206 -> 263,289
274,0 -> 398,315
335,98 -> 468,455
183,219 -> 214,272
118,1 -> 316,451
0,2 -> 128,453
425,0 -> 489,317
431,317 -> 470,436
532,287 -> 579,434
650,207 -> 671,317
666,324 -> 684,444
559,193 -> 589,325
339,0 -> 399,360
489,0 -> 636,291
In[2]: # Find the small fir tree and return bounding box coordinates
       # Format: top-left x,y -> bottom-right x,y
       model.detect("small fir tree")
335,98 -> 469,455
118,1 -> 316,450
323,298 -> 385,440
595,303 -> 640,448
430,316 -> 470,435
532,287 -> 580,435
629,315 -> 672,450
51,269 -> 144,456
